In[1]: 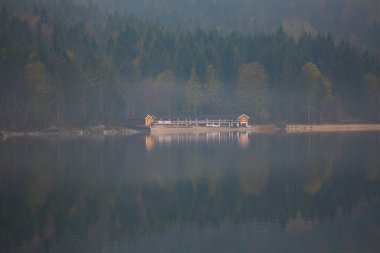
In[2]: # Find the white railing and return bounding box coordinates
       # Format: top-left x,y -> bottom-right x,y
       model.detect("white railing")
153,119 -> 240,127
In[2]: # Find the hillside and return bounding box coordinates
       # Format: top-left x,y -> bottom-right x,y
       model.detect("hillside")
0,0 -> 379,129
82,0 -> 380,52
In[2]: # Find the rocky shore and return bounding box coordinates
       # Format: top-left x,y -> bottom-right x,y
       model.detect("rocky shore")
2,124 -> 379,140
285,124 -> 380,133
0,125 -> 140,140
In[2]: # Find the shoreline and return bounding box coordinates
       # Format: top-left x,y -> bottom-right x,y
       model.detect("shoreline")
285,124 -> 380,133
149,124 -> 280,134
0,126 -> 140,140
2,124 -> 380,139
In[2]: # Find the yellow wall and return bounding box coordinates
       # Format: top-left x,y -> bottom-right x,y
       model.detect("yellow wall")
239,116 -> 248,123
145,116 -> 154,126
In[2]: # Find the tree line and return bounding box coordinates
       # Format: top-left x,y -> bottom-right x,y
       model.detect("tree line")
10,0 -> 378,52
0,1 -> 379,129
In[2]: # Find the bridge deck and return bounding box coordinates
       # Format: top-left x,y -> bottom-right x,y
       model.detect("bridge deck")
153,119 -> 240,127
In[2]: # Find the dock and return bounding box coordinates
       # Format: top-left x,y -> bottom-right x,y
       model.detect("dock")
150,125 -> 253,134
145,114 -> 251,128
144,114 -> 253,133
153,118 -> 241,127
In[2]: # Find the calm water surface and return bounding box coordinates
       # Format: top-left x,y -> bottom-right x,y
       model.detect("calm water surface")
1,132 -> 380,252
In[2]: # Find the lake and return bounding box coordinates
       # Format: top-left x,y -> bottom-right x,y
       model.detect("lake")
1,132 -> 380,253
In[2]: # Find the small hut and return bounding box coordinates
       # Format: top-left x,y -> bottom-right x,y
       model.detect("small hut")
238,114 -> 250,127
145,115 -> 156,126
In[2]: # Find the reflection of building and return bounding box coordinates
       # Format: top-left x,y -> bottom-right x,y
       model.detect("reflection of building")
238,132 -> 249,148
144,114 -> 251,127
145,136 -> 155,152
145,132 -> 251,151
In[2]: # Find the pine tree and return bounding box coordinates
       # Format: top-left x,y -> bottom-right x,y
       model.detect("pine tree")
296,62 -> 334,122
26,53 -> 52,125
204,64 -> 224,114
364,73 -> 380,122
151,69 -> 176,115
237,62 -> 270,121
185,67 -> 203,116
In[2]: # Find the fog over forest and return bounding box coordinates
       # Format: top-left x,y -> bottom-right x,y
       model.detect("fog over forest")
34,0 -> 380,52
0,0 -> 379,129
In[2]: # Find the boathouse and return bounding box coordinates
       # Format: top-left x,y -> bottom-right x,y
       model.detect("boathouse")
145,114 -> 156,126
145,114 -> 251,127
238,114 -> 250,127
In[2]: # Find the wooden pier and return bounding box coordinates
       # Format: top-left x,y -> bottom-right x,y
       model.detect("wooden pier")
145,114 -> 251,128
153,118 -> 241,127
144,114 -> 252,134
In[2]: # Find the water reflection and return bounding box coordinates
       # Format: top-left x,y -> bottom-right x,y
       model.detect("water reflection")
145,131 -> 251,151
0,133 -> 380,252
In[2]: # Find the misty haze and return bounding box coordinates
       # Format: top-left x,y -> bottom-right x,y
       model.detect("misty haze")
0,0 -> 379,252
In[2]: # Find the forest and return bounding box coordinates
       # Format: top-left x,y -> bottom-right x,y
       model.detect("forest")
0,0 -> 379,129
4,0 -> 380,52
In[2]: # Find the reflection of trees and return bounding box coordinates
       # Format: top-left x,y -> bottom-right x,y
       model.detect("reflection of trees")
28,153 -> 54,214
238,138 -> 269,196
300,136 -> 334,196
0,133 -> 379,251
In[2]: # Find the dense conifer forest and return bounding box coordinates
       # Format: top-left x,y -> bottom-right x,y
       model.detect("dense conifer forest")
0,0 -> 379,129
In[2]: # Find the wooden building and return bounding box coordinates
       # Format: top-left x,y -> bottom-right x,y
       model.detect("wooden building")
145,115 -> 156,126
238,114 -> 250,127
